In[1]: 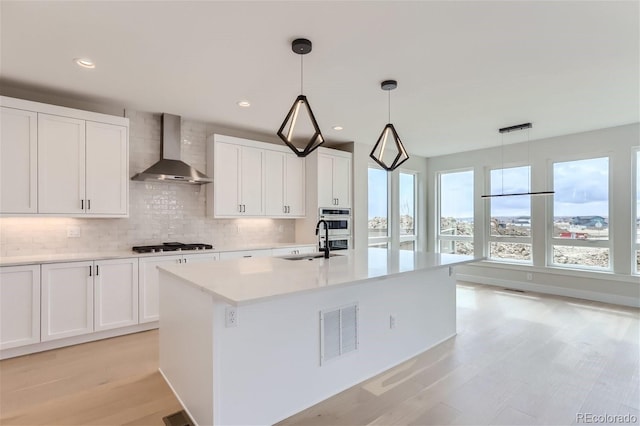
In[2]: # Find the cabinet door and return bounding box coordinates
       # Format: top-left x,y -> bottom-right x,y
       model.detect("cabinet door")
94,258 -> 138,331
219,249 -> 272,260
0,265 -> 40,349
0,107 -> 37,214
265,151 -> 285,216
214,142 -> 241,216
271,246 -> 316,256
86,121 -> 128,215
240,146 -> 264,215
332,155 -> 351,208
284,153 -> 305,216
182,253 -> 219,264
138,255 -> 182,323
41,261 -> 93,341
317,154 -> 334,207
38,113 -> 86,213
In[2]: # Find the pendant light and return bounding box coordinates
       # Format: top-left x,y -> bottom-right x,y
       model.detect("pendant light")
480,122 -> 555,198
277,38 -> 325,157
369,79 -> 409,171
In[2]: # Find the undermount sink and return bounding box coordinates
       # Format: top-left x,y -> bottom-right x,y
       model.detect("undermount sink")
280,253 -> 342,261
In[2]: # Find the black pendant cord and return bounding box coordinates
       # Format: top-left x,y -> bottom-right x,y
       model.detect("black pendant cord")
388,89 -> 391,123
300,54 -> 304,95
481,122 -> 554,198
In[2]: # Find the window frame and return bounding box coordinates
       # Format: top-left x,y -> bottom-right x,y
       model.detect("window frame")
367,164 -> 390,248
399,170 -> 418,250
633,147 -> 639,275
436,168 -> 474,255
547,153 -> 612,271
485,164 -> 533,264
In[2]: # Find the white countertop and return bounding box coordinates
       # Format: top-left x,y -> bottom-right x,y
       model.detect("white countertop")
0,242 -> 316,267
159,248 -> 482,305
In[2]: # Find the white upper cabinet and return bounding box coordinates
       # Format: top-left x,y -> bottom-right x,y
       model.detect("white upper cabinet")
0,96 -> 129,217
213,141 -> 264,217
38,113 -> 86,213
0,107 -> 37,214
240,146 -> 265,216
265,150 -> 305,217
318,149 -> 351,208
209,134 -> 301,219
85,121 -> 128,215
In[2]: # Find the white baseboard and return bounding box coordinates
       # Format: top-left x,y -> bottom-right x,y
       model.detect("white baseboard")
0,322 -> 159,360
457,274 -> 640,308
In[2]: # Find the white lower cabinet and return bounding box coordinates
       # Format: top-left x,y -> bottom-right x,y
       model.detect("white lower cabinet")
94,258 -> 139,332
139,253 -> 219,323
41,261 -> 94,342
0,265 -> 40,350
218,249 -> 273,260
271,246 -> 316,256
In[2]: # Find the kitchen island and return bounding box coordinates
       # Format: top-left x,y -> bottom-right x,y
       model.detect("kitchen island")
158,248 -> 480,426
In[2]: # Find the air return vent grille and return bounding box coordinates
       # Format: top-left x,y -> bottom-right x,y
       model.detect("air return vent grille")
320,303 -> 358,365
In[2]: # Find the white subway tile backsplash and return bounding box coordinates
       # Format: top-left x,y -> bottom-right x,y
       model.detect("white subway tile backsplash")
0,112 -> 295,256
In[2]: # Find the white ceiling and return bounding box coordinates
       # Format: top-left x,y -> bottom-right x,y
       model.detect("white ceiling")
1,1 -> 638,157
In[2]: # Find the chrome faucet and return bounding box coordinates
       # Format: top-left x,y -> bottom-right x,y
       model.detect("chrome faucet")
315,219 -> 330,259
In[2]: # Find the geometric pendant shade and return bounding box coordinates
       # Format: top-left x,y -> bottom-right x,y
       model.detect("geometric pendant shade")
369,79 -> 409,171
277,38 -> 325,157
370,123 -> 409,171
277,94 -> 324,157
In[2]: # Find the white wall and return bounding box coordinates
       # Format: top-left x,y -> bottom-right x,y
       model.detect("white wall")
427,123 -> 640,307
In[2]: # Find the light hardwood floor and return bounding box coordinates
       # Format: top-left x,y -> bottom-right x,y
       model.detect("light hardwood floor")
1,283 -> 638,425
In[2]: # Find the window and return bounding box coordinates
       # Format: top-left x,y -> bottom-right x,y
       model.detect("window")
399,172 -> 416,250
437,170 -> 473,255
635,150 -> 639,274
487,166 -> 532,263
368,167 -> 389,248
552,156 -> 609,270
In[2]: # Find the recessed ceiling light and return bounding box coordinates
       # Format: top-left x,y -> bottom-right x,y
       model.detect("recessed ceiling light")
332,126 -> 344,131
237,100 -> 251,108
74,58 -> 95,69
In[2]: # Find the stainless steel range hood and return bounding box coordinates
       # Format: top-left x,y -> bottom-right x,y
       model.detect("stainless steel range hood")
131,113 -> 212,184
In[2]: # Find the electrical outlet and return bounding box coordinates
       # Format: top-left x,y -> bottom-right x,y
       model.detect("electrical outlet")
66,226 -> 80,238
526,273 -> 533,281
390,315 -> 396,329
225,306 -> 238,328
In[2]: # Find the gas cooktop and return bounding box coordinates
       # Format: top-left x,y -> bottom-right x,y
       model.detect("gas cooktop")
132,242 -> 213,254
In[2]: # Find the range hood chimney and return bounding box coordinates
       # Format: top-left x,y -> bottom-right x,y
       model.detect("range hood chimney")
131,113 -> 212,184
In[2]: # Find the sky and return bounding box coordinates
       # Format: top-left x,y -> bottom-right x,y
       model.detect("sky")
368,169 -> 414,219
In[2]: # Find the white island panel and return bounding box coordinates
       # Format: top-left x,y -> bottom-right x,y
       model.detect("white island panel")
159,249 -> 479,426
